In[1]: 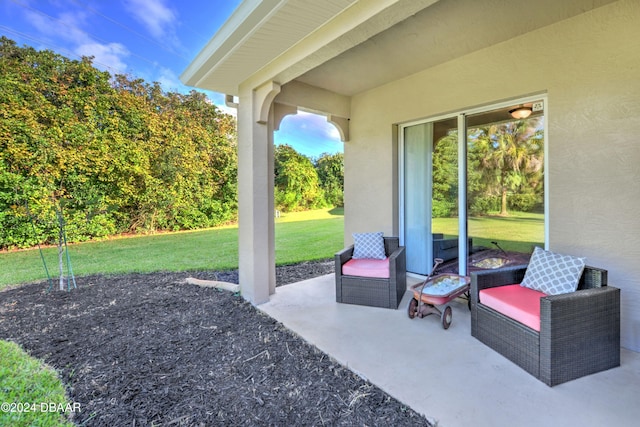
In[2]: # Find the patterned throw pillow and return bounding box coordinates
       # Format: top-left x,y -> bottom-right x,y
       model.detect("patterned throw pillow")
352,232 -> 386,260
520,247 -> 586,295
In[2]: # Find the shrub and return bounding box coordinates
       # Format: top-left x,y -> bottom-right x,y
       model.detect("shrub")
508,193 -> 539,212
469,196 -> 499,215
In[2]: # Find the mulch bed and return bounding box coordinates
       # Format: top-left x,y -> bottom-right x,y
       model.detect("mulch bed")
0,261 -> 433,426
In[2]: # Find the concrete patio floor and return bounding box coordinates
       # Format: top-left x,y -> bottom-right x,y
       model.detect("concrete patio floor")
258,274 -> 640,427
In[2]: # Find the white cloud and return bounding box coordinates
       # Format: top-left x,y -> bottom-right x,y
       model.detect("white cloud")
287,110 -> 342,141
327,125 -> 341,140
123,0 -> 179,44
154,66 -> 183,92
275,110 -> 344,157
76,42 -> 130,73
22,6 -> 130,74
26,9 -> 90,45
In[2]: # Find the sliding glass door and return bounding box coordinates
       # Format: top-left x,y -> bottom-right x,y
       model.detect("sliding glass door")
466,106 -> 545,260
400,98 -> 546,277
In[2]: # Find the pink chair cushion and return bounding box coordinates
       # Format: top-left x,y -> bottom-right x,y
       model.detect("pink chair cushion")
342,258 -> 390,279
479,284 -> 547,331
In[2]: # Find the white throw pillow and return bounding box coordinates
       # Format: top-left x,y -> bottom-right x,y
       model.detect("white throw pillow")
352,232 -> 386,260
520,247 -> 586,295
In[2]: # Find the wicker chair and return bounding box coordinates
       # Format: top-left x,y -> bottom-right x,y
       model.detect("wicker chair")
470,265 -> 620,386
335,237 -> 406,309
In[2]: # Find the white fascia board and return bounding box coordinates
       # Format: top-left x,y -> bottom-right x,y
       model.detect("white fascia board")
180,0 -> 284,90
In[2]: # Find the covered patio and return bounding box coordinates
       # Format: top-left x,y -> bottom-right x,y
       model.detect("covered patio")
182,0 -> 640,356
180,1 -> 640,421
260,274 -> 640,426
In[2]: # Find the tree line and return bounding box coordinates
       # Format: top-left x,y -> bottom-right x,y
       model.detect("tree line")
0,37 -> 343,249
275,145 -> 343,212
432,118 -> 544,217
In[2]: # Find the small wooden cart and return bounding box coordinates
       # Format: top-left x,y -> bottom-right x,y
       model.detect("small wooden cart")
407,274 -> 470,329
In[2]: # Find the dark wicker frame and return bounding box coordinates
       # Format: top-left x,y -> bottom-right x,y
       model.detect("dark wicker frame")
470,264 -> 620,386
335,237 -> 406,309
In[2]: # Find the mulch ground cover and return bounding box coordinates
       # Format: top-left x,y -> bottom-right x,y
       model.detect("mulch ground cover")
0,261 -> 433,426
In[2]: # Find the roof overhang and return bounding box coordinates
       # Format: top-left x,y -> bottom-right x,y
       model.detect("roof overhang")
180,0 -> 440,95
182,0 -> 618,97
180,0 -> 361,95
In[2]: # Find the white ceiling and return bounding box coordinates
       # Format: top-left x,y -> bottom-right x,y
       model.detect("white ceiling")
296,0 -> 618,96
182,0 -> 618,97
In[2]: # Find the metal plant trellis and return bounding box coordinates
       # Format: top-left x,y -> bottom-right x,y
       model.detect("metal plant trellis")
26,201 -> 77,292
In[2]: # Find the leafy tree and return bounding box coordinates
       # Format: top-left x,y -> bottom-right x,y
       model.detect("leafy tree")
1,37 -> 117,244
430,118 -> 544,217
0,37 -> 237,249
468,118 -> 543,216
315,152 -> 344,207
469,118 -> 544,215
432,132 -> 458,217
0,37 -> 117,283
274,144 -> 325,211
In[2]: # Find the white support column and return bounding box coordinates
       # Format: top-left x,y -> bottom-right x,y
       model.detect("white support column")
266,105 -> 277,297
457,114 -> 468,276
237,81 -> 280,304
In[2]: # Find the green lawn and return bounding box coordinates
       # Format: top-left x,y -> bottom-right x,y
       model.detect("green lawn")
0,207 -> 543,289
433,211 -> 544,253
0,207 -> 345,290
0,341 -> 74,427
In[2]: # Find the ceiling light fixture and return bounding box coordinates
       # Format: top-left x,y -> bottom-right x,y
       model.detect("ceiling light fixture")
509,106 -> 533,119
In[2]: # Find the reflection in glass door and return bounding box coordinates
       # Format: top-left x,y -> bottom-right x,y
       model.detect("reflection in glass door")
466,104 -> 545,271
401,98 -> 546,277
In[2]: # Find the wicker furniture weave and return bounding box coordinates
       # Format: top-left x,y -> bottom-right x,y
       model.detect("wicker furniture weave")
335,237 -> 406,309
470,265 -> 620,386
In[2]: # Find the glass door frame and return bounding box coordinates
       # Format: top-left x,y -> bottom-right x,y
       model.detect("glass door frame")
398,94 -> 549,278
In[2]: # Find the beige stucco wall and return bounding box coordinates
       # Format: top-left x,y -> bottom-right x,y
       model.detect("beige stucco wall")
345,0 -> 640,351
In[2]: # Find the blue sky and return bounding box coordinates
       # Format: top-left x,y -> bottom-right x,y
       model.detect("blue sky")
0,0 -> 343,158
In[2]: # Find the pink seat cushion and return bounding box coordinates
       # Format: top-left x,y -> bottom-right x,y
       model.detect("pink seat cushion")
479,284 -> 547,331
342,258 -> 390,279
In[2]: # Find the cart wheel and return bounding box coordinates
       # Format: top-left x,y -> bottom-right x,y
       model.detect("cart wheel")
441,305 -> 452,329
408,298 -> 418,319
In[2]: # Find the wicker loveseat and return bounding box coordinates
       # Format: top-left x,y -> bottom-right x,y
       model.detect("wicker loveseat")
470,264 -> 620,386
335,236 -> 406,309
